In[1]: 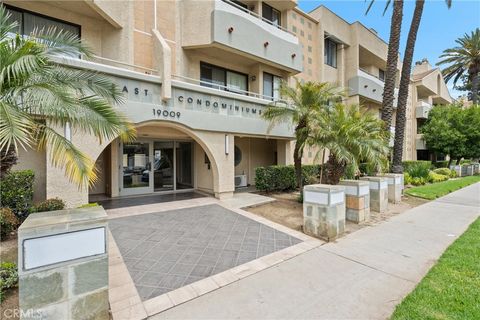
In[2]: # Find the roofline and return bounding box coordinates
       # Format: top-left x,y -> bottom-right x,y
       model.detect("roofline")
305,4 -> 389,46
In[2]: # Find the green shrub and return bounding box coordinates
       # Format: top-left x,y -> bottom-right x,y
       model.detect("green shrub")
460,159 -> 472,165
428,171 -> 449,183
432,160 -> 449,169
433,168 -> 453,176
450,169 -> 458,178
32,198 -> 66,213
402,161 -> 431,179
255,165 -> 322,192
410,177 -> 427,186
0,170 -> 35,220
0,262 -> 18,302
343,163 -> 358,180
77,203 -> 99,208
404,172 -> 412,185
0,208 -> 19,239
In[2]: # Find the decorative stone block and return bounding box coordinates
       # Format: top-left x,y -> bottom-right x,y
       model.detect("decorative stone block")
18,206 -> 108,320
303,184 -> 346,241
473,163 -> 480,175
360,176 -> 388,213
465,165 -> 474,176
377,173 -> 403,204
339,180 -> 370,223
450,165 -> 462,177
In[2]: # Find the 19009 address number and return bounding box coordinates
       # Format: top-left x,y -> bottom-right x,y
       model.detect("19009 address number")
153,109 -> 181,119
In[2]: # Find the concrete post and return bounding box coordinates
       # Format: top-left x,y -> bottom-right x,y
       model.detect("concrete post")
450,165 -> 462,177
473,163 -> 480,175
18,207 -> 108,320
339,180 -> 370,223
360,176 -> 388,213
377,173 -> 403,204
465,165 -> 474,176
303,184 -> 346,241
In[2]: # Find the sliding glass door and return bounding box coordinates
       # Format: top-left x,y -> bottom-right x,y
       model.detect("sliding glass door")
120,140 -> 194,196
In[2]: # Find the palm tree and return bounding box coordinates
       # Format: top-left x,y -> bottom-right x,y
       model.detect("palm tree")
306,104 -> 389,185
366,0 -> 404,129
0,7 -> 135,186
262,80 -> 342,189
437,28 -> 480,104
392,0 -> 453,173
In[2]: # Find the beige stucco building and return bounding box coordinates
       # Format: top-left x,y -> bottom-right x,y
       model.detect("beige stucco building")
5,0 -> 452,207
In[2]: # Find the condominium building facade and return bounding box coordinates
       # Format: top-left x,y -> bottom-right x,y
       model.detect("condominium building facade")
4,0 -> 451,207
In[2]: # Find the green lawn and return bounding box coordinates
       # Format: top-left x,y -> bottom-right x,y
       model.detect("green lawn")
391,218 -> 480,320
405,175 -> 480,200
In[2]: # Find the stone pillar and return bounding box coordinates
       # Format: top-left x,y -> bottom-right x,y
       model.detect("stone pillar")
360,176 -> 388,213
450,165 -> 462,177
465,165 -> 474,176
18,207 -> 108,320
339,180 -> 370,223
303,184 -> 346,241
473,163 -> 480,175
378,173 -> 403,204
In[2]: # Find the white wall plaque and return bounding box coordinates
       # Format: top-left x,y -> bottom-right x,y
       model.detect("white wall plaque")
330,192 -> 345,205
23,227 -> 106,270
304,191 -> 329,205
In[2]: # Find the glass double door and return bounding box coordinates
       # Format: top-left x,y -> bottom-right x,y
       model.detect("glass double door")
121,140 -> 194,196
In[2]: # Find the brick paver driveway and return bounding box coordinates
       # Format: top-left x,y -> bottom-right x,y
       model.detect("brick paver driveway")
109,204 -> 301,301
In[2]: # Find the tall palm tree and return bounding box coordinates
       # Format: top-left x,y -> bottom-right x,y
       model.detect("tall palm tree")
0,7 -> 135,186
306,104 -> 389,185
437,28 -> 480,104
262,80 -> 342,189
366,0 -> 404,129
392,0 -> 452,173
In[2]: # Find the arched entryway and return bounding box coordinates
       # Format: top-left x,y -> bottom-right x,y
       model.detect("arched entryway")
88,121 -> 225,202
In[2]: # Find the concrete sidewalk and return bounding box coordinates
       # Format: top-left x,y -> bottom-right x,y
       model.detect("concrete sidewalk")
150,183 -> 480,320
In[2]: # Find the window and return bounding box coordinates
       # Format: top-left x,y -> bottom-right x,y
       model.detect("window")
230,0 -> 248,11
5,5 -> 80,38
379,69 -> 385,81
292,12 -> 297,20
263,72 -> 282,101
308,46 -> 312,53
262,3 -> 281,27
324,38 -> 337,68
300,17 -> 304,25
308,34 -> 312,41
292,26 -> 297,33
200,62 -> 248,94
308,57 -> 312,64
300,30 -> 304,37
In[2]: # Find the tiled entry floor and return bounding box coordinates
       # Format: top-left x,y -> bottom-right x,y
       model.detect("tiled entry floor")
109,204 -> 302,301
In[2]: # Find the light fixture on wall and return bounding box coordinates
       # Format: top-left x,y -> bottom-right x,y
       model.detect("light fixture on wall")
228,27 -> 234,33
264,41 -> 269,48
250,75 -> 256,81
225,134 -> 229,155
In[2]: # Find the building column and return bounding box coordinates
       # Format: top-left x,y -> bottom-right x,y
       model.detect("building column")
276,140 -> 293,165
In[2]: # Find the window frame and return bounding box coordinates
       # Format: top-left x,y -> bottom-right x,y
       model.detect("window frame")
262,3 -> 281,27
200,62 -> 249,94
379,69 -> 386,82
324,38 -> 338,68
4,4 -> 81,38
263,72 -> 282,101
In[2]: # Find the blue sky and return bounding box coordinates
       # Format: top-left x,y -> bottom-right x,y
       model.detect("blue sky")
297,0 -> 480,98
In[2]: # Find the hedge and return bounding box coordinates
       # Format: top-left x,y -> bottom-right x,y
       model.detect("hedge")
0,170 -> 35,220
255,165 -> 322,192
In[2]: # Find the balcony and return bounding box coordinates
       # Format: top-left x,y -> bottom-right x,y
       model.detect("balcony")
415,100 -> 432,119
181,0 -> 302,73
348,69 -> 398,105
416,134 -> 427,150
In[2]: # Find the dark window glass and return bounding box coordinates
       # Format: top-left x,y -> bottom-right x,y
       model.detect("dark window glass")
231,0 -> 248,10
5,5 -> 80,38
263,72 -> 281,100
324,38 -> 337,68
200,62 -> 248,94
379,69 -> 385,81
262,3 -> 281,27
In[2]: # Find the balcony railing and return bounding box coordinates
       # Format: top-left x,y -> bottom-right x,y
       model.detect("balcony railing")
359,68 -> 385,83
91,55 -> 159,76
172,74 -> 286,103
221,0 -> 295,36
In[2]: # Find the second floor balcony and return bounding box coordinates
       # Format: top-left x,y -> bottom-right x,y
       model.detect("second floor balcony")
348,69 -> 398,105
181,0 -> 302,73
416,100 -> 432,119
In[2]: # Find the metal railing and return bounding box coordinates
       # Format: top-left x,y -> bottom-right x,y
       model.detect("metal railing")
91,55 -> 159,75
359,68 -> 385,82
220,0 -> 296,36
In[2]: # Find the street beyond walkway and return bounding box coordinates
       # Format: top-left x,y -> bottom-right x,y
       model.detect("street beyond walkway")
151,182 -> 480,319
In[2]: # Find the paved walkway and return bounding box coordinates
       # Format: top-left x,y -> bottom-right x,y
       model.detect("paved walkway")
151,183 -> 480,319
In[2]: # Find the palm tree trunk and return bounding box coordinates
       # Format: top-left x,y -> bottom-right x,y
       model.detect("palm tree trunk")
392,0 -> 425,173
293,141 -> 302,190
381,0 -> 404,129
471,69 -> 479,104
0,147 -> 18,179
